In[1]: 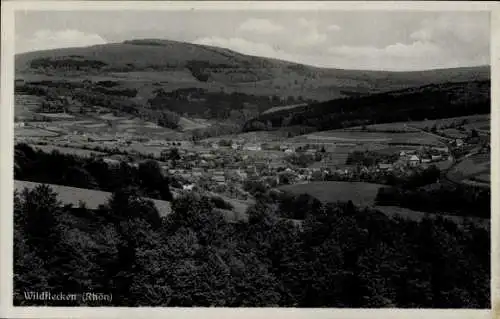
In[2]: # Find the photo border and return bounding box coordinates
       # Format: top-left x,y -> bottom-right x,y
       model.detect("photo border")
1,2 -> 498,318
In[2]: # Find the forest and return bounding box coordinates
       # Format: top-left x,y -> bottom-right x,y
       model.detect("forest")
375,183 -> 490,219
244,80 -> 490,132
14,183 -> 490,307
14,143 -> 173,201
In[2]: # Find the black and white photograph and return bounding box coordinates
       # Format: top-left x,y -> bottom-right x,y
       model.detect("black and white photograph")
0,1 -> 497,317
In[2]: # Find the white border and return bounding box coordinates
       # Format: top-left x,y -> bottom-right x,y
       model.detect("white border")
1,2 -> 498,319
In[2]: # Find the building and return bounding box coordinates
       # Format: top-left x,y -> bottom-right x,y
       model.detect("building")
378,163 -> 393,170
211,143 -> 219,149
243,143 -> 262,151
183,184 -> 195,191
455,139 -> 464,147
431,155 -> 442,161
409,155 -> 420,167
14,122 -> 25,128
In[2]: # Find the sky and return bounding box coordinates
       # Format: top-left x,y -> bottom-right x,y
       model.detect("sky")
14,10 -> 490,71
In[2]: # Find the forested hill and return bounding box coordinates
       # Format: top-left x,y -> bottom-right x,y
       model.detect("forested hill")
244,80 -> 490,132
15,39 -> 490,102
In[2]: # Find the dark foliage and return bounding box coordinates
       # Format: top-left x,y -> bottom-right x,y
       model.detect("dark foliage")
375,183 -> 490,219
13,185 -> 490,307
244,80 -> 490,132
14,144 -> 172,201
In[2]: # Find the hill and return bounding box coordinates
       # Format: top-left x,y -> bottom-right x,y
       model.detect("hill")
15,39 -> 490,124
245,80 -> 490,133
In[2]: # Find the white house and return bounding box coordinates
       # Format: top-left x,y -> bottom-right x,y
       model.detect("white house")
182,184 -> 195,191
409,155 -> 420,167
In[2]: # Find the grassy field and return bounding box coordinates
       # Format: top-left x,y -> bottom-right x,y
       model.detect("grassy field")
279,181 -> 383,207
447,153 -> 490,184
298,130 -> 444,146
15,127 -> 59,137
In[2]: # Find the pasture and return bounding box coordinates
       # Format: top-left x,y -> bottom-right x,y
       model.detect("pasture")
447,153 -> 490,184
279,181 -> 383,207
15,127 -> 59,137
299,130 -> 444,146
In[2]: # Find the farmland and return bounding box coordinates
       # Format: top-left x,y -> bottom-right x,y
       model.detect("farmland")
294,130 -> 445,146
279,181 -> 383,207
447,152 -> 490,186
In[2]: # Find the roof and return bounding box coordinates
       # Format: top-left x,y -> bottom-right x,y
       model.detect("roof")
409,155 -> 420,161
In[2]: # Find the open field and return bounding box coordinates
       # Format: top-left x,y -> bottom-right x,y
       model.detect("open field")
279,181 -> 383,207
297,130 -> 444,146
447,153 -> 490,184
15,127 -> 59,137
344,114 -> 490,133
261,103 -> 307,115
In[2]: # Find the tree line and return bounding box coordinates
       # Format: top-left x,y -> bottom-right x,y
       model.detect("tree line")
15,143 -> 173,201
244,80 -> 490,132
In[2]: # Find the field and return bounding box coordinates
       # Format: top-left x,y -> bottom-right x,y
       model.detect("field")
296,130 -> 444,146
261,103 -> 307,115
15,127 -> 59,137
279,181 -> 383,207
345,114 -> 490,133
447,153 -> 490,185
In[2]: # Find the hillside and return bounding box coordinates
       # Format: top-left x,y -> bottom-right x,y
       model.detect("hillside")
245,80 -> 490,132
16,39 -> 489,103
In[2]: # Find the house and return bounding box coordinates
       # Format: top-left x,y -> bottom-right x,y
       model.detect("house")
182,184 -> 195,191
455,139 -> 464,147
422,158 -> 432,164
431,155 -> 442,161
14,122 -> 25,128
284,148 -> 295,154
231,143 -> 241,150
103,158 -> 120,166
408,155 -> 420,167
305,149 -> 316,155
243,143 -> 262,151
212,174 -> 226,185
211,143 -> 219,149
378,163 -> 392,170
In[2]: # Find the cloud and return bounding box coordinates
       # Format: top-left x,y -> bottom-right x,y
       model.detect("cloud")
238,18 -> 284,34
293,18 -> 328,47
193,36 -> 289,60
328,41 -> 441,59
16,29 -> 107,53
410,14 -> 489,45
327,24 -> 341,32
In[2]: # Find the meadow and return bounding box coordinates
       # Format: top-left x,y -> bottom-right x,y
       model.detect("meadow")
447,153 -> 490,184
298,130 -> 444,146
